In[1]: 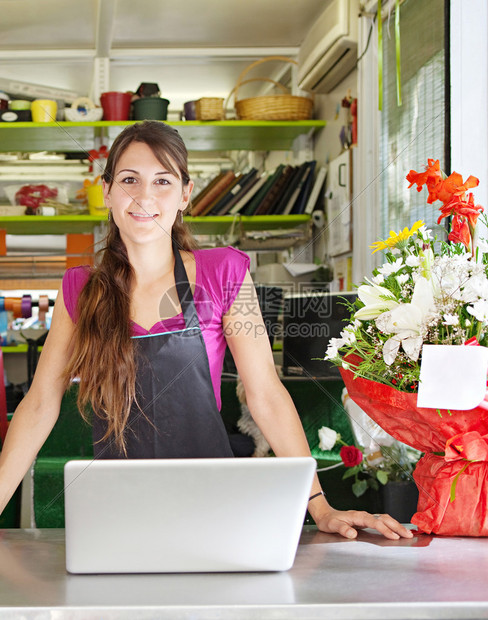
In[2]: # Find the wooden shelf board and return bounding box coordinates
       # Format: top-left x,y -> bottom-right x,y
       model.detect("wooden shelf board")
0,278 -> 61,290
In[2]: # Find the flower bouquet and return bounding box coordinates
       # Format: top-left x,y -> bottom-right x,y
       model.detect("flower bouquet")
325,160 -> 488,535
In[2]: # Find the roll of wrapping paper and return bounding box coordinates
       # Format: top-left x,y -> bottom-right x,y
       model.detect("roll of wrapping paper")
38,295 -> 49,323
0,297 -> 4,311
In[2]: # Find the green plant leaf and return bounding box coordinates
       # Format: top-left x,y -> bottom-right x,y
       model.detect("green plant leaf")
342,466 -> 360,480
368,478 -> 379,491
450,461 -> 472,502
352,479 -> 368,497
376,470 -> 389,485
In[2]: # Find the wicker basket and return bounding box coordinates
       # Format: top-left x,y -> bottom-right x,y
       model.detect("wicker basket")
195,97 -> 224,121
233,56 -> 313,121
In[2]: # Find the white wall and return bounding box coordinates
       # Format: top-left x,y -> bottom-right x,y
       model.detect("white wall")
312,70 -> 358,267
450,0 -> 488,237
314,70 -> 358,165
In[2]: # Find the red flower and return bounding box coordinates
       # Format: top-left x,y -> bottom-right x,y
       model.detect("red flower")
406,159 -> 443,197
88,145 -> 109,162
340,445 -> 363,468
407,160 -> 483,255
431,172 -> 479,204
437,193 -> 484,229
445,431 -> 488,463
87,145 -> 109,173
406,160 -> 479,207
447,214 -> 471,249
15,184 -> 58,210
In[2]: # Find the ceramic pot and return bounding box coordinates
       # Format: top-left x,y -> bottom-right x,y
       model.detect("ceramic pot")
133,97 -> 169,121
100,92 -> 132,121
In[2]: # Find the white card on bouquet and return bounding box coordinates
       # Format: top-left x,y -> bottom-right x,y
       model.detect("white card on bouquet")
417,344 -> 488,410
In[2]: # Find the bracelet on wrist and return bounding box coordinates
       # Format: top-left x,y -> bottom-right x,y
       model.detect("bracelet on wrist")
308,491 -> 324,502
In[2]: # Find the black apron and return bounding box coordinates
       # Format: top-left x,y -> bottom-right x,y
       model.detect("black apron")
92,241 -> 235,459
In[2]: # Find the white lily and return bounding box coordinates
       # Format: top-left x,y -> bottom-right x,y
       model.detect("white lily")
467,300 -> 488,323
354,279 -> 399,320
375,277 -> 436,364
378,258 -> 404,276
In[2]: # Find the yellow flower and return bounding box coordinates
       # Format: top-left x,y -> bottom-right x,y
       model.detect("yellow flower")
370,220 -> 425,254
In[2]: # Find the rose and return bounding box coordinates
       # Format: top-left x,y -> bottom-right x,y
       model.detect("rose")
340,445 -> 364,468
317,426 -> 338,451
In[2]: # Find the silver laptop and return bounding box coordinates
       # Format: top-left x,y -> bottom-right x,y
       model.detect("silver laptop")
64,457 -> 316,574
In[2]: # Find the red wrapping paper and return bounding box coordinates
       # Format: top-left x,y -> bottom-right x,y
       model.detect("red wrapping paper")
340,367 -> 488,536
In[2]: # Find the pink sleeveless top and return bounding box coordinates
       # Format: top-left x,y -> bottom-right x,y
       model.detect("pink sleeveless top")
62,246 -> 250,410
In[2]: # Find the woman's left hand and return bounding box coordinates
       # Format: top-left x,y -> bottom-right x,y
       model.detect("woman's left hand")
315,508 -> 414,540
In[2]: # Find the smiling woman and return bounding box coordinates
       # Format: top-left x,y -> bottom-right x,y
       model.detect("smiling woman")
103,140 -> 193,246
0,121 -> 413,542
102,122 -> 196,250
66,122 -> 198,451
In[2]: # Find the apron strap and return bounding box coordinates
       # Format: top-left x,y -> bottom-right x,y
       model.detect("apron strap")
172,239 -> 199,330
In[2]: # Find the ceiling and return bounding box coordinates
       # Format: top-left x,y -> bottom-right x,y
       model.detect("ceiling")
0,0 -> 328,109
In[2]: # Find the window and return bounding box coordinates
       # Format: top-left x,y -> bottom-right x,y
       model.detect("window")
379,0 -> 446,237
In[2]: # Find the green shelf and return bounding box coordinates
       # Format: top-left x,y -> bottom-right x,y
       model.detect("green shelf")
0,214 -> 311,236
0,215 -> 107,235
187,214 -> 311,235
239,214 -> 311,230
0,120 -> 326,152
1,345 -> 43,353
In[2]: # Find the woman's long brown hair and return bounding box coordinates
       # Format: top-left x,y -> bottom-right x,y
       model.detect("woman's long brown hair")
64,121 -> 198,454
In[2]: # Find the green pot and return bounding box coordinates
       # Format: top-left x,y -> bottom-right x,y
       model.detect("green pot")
133,97 -> 169,121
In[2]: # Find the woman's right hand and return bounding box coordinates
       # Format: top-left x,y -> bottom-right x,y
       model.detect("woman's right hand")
315,507 -> 414,540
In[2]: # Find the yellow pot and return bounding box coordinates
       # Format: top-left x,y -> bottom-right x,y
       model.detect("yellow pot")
31,99 -> 57,122
86,185 -> 108,215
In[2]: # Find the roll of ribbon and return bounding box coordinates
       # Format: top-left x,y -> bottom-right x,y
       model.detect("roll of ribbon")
71,96 -> 95,111
21,294 -> 32,319
38,295 -> 49,322
312,210 -> 325,228
12,298 -> 22,319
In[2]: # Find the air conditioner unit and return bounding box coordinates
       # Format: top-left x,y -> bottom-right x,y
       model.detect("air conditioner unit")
298,0 -> 359,94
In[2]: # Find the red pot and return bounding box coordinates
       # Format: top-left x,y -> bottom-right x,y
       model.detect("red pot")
100,92 -> 132,121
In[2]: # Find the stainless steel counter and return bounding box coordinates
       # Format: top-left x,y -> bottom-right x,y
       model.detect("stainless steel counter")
0,526 -> 487,619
